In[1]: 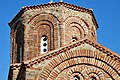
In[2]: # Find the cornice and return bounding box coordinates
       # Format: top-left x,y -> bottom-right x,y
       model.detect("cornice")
23,38 -> 120,68
9,2 -> 98,29
10,63 -> 21,70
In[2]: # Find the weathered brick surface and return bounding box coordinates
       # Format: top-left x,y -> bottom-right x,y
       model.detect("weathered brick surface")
8,2 -> 120,80
39,49 -> 120,80
9,2 -> 97,64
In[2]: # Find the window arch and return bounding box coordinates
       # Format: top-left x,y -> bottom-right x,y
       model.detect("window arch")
16,27 -> 24,63
90,76 -> 97,80
72,37 -> 78,42
28,13 -> 60,51
41,35 -> 48,54
74,75 -> 80,80
64,17 -> 88,45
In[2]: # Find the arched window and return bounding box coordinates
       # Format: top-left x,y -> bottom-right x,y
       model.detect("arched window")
90,76 -> 97,80
16,27 -> 24,63
41,35 -> 48,54
74,75 -> 80,80
72,37 -> 78,42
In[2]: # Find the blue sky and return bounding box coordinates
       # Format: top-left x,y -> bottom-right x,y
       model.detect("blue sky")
0,0 -> 120,80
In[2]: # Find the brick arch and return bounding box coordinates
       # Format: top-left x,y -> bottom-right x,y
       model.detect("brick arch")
28,13 -> 60,26
63,16 -> 89,45
39,50 -> 120,80
27,13 -> 60,56
66,23 -> 84,43
67,66 -> 86,80
16,27 -> 24,62
14,21 -> 24,63
67,65 -> 105,80
64,16 -> 89,34
36,21 -> 54,51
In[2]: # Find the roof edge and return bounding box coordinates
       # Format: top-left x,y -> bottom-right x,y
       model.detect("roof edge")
9,2 -> 98,29
8,9 -> 24,28
23,38 -> 120,68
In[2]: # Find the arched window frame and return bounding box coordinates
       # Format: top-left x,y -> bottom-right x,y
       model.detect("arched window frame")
73,75 -> 80,80
90,76 -> 97,80
16,26 -> 24,63
72,37 -> 78,42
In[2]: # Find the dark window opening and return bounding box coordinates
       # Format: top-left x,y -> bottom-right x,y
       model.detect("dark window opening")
43,43 -> 47,46
43,48 -> 47,52
90,76 -> 96,80
42,35 -> 47,41
43,37 -> 47,41
74,75 -> 80,80
16,28 -> 24,63
72,37 -> 78,42
17,44 -> 23,63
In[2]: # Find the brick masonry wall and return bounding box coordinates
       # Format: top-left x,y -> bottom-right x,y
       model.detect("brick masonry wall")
25,43 -> 120,80
11,2 -> 116,80
20,6 -> 97,61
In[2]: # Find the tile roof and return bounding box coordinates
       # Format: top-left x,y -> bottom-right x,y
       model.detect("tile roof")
9,2 -> 98,29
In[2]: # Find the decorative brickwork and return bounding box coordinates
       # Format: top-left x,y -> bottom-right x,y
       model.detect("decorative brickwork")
24,39 -> 120,67
8,2 -> 120,80
10,21 -> 24,63
39,49 -> 120,80
63,16 -> 88,45
9,2 -> 98,63
25,13 -> 60,60
28,13 -> 59,49
11,39 -> 120,80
